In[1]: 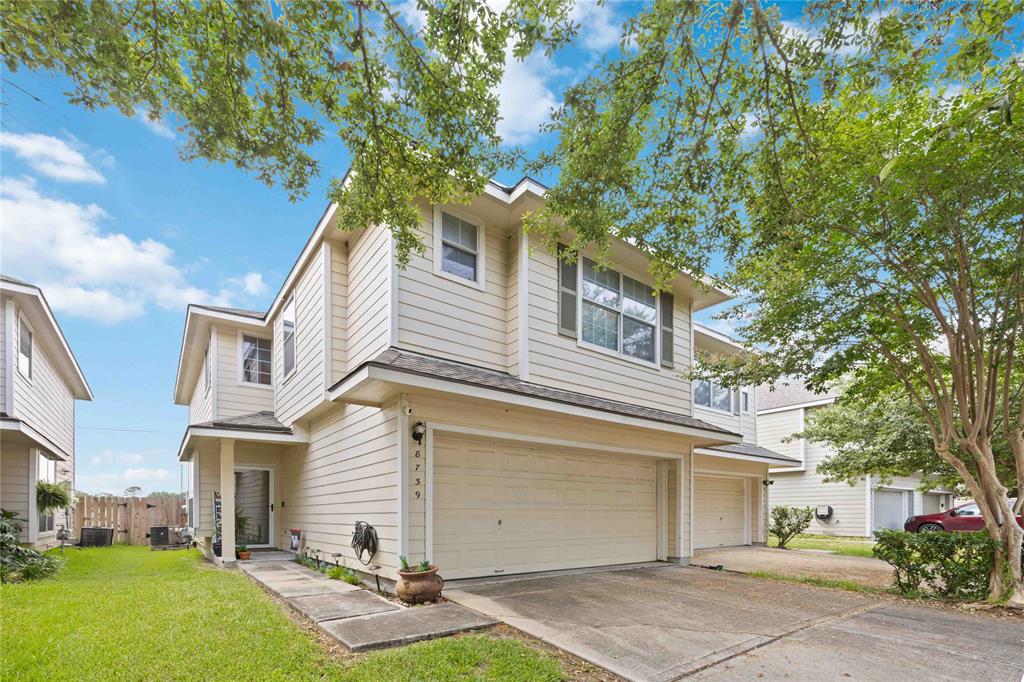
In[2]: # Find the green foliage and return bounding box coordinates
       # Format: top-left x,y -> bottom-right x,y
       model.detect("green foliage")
399,554 -> 411,571
872,530 -> 1021,601
398,555 -> 433,573
418,559 -> 432,572
0,0 -> 578,265
769,506 -> 813,549
1,546 -> 562,680
326,565 -> 362,586
36,481 -> 72,514
748,570 -> 885,595
0,509 -> 63,583
767,534 -> 876,558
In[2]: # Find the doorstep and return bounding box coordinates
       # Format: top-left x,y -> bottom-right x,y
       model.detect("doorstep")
239,560 -> 497,651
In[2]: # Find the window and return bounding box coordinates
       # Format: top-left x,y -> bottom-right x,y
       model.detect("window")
18,317 -> 32,379
695,379 -> 734,413
956,503 -> 980,517
282,297 -> 296,378
580,258 -> 658,364
240,335 -> 272,386
438,210 -> 480,283
37,453 -> 56,533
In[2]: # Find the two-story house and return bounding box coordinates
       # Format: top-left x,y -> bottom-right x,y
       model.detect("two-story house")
0,275 -> 92,547
758,382 -> 955,536
173,178 -> 796,583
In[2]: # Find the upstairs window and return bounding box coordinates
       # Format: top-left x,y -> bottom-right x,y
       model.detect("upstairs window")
580,257 -> 659,364
282,297 -> 296,378
18,317 -> 32,379
695,379 -> 734,413
434,207 -> 485,289
241,335 -> 272,386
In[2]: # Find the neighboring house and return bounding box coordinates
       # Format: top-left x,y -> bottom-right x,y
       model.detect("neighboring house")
758,382 -> 955,537
0,275 -> 92,547
173,177 -> 798,583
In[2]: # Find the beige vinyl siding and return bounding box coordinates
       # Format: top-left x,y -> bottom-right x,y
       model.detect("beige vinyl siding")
764,405 -> 869,536
188,338 -> 214,425
330,240 -> 348,384
396,205 -> 512,372
405,392 -> 694,566
280,403 -> 400,572
11,307 -> 75,457
215,326 -> 274,418
664,457 -> 694,558
0,441 -> 31,541
740,389 -> 757,443
505,230 -> 522,375
757,409 -> 804,465
345,225 -> 391,371
525,237 -> 694,412
0,309 -> 6,415
274,243 -> 326,425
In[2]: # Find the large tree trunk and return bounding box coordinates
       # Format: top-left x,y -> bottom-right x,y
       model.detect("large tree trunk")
988,497 -> 1024,607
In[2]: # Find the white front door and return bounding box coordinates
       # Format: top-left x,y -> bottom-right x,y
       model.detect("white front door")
431,434 -> 659,580
234,466 -> 274,548
694,475 -> 748,549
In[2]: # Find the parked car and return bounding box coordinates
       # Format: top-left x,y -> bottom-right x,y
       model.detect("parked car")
904,499 -> 1023,533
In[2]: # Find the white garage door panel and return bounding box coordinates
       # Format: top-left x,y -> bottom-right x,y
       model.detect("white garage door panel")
433,435 -> 658,579
694,475 -> 747,549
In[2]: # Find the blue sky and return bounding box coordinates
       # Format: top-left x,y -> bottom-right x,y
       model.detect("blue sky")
0,1 -> 804,495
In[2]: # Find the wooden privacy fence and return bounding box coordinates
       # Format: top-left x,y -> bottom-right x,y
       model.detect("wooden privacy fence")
74,495 -> 187,546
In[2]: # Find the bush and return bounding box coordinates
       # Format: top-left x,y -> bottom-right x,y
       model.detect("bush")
770,506 -> 813,549
872,529 -> 1002,601
0,509 -> 64,583
326,565 -> 361,585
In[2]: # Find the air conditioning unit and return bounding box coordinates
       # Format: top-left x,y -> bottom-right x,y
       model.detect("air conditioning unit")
150,526 -> 171,547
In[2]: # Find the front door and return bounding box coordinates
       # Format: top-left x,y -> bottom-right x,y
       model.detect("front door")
234,467 -> 274,547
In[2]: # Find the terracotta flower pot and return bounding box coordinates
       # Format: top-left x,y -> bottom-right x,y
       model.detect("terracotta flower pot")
238,551 -> 252,560
396,565 -> 443,603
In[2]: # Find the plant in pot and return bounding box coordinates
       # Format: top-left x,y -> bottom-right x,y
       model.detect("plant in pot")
396,555 -> 442,604
36,480 -> 73,518
234,509 -> 249,560
237,544 -> 251,560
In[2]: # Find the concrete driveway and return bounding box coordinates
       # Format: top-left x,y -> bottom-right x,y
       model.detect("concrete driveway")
445,565 -> 1024,682
693,546 -> 893,588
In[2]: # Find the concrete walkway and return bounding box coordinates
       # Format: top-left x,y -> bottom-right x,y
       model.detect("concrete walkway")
692,546 -> 893,588
445,564 -> 1024,682
239,560 -> 495,651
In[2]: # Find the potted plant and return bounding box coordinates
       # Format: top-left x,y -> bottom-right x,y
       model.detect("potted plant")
36,481 -> 72,518
237,544 -> 251,560
396,555 -> 442,604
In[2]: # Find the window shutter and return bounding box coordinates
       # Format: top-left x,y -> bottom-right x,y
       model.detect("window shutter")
660,292 -> 674,368
557,244 -> 577,338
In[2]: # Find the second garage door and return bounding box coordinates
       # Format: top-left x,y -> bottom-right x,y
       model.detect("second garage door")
694,475 -> 748,549
432,434 -> 659,579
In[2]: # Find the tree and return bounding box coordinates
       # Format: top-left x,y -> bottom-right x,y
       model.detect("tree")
769,506 -> 813,549
525,1 -> 1024,604
0,0 -> 575,265
124,486 -> 142,498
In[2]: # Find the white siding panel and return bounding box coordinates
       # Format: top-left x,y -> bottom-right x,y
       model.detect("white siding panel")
757,410 -> 803,464
0,308 -> 6,415
216,326 -> 274,418
525,238 -> 694,412
274,243 -> 326,425
396,205 -> 511,371
345,226 -> 390,370
11,306 -> 75,456
188,337 -> 214,425
330,240 -> 348,384
0,441 -> 30,541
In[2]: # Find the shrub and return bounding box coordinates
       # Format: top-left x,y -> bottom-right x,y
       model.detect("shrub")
326,565 -> 361,585
770,506 -> 813,549
0,509 -> 64,583
872,529 -> 1004,601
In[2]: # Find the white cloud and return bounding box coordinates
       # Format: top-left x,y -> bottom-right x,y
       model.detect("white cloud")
0,177 -> 244,323
89,451 -> 146,466
497,49 -> 559,145
571,0 -> 621,52
242,272 -> 268,297
76,467 -> 174,495
0,132 -> 106,184
740,113 -> 760,141
134,106 -> 175,139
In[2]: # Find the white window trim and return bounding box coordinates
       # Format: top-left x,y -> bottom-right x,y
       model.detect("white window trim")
433,205 -> 487,291
281,295 -> 297,382
575,258 -> 661,369
203,339 -> 212,397
693,378 -> 735,415
236,330 -> 273,390
741,389 -> 751,414
17,312 -> 33,382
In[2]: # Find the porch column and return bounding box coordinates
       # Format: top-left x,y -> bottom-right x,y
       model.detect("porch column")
675,455 -> 687,564
220,439 -> 235,564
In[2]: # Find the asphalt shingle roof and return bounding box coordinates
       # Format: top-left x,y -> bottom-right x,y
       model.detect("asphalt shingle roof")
704,442 -> 801,464
195,411 -> 291,433
353,348 -> 739,437
757,381 -> 841,411
193,304 -> 266,320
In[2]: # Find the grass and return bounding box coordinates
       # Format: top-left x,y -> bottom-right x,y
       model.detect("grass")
1,546 -> 564,681
748,570 -> 888,595
768,533 -> 877,558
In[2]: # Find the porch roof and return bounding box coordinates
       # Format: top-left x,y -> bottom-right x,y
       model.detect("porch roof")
177,411 -> 307,461
696,442 -> 801,466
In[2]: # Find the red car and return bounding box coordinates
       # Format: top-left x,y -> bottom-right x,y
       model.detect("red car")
904,499 -> 1023,533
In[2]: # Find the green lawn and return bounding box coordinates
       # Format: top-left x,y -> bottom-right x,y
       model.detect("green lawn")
768,533 -> 876,558
1,546 -> 563,681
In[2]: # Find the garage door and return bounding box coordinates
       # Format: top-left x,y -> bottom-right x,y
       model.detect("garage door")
694,476 -> 747,549
873,489 -> 907,530
432,434 -> 658,579
922,493 -> 946,515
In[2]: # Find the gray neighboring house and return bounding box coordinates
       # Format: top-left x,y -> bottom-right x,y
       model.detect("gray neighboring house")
757,382 -> 954,537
